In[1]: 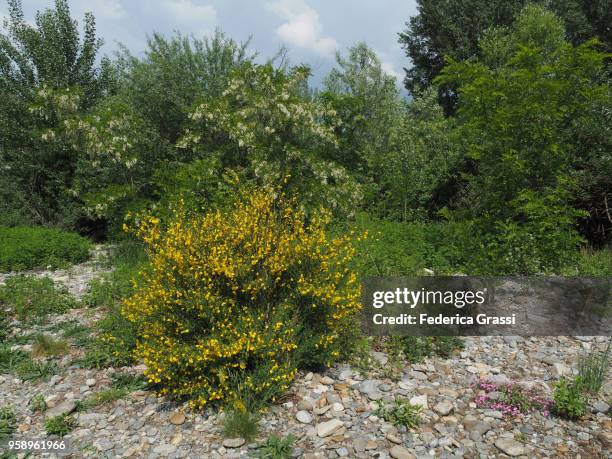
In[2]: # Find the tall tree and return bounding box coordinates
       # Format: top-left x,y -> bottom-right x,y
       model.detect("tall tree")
399,0 -> 612,114
0,0 -> 111,227
321,43 -> 405,201
437,4 -> 610,270
116,30 -> 254,144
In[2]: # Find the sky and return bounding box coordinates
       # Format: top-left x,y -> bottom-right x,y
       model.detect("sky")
0,0 -> 418,86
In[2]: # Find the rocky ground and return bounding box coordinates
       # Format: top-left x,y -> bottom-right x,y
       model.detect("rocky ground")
1,253 -> 611,458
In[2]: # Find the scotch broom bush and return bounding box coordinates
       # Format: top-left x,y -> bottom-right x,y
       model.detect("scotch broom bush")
123,187 -> 362,409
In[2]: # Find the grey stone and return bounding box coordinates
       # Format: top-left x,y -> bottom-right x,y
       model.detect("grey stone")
389,445 -> 416,459
433,401 -> 453,416
359,380 -> 379,395
296,410 -> 313,424
316,419 -> 344,437
45,400 -> 76,419
494,438 -> 526,457
222,438 -> 246,448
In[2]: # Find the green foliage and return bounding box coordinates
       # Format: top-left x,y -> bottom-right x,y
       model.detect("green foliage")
553,377 -> 587,419
0,346 -> 28,374
399,336 -> 464,363
377,88 -> 462,221
178,63 -> 361,216
66,97 -> 167,228
0,0 -> 113,227
399,0 -> 610,113
29,394 -> 47,413
0,406 -> 16,441
437,5 -> 609,272
0,226 -> 91,272
110,372 -> 148,392
0,345 -> 58,382
32,334 -> 69,357
255,435 -> 296,459
347,337 -> 377,376
321,43 -> 404,181
223,409 -> 259,442
44,414 -> 75,437
117,30 -> 254,144
0,275 -> 76,322
576,339 -> 611,394
77,241 -> 143,368
375,397 -> 422,429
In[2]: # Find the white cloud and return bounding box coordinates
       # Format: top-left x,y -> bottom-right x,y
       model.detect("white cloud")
381,60 -> 401,80
82,0 -> 125,19
160,0 -> 217,26
267,0 -> 337,55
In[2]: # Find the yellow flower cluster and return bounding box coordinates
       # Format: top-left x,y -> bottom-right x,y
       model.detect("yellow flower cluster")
123,187 -> 362,409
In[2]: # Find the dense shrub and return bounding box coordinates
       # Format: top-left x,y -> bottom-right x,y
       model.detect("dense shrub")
0,226 -> 91,272
123,187 -> 362,408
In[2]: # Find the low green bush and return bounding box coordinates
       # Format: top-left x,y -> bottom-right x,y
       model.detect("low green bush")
44,414 -> 75,437
553,377 -> 587,420
341,213 -> 611,276
375,397 -> 422,429
0,275 -> 76,322
0,226 -> 91,272
29,394 -> 47,413
255,435 -> 296,459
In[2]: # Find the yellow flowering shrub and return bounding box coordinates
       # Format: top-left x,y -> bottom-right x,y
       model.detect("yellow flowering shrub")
123,187 -> 362,409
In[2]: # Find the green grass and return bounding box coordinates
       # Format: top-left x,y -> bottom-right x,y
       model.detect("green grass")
223,410 -> 259,441
0,406 -> 16,441
576,339 -> 611,394
561,247 -> 612,276
76,304 -> 138,369
254,435 -> 295,459
400,336 -> 464,363
14,357 -> 59,382
48,320 -> 92,346
81,239 -> 147,308
0,314 -> 11,342
0,275 -> 76,322
0,346 -> 29,374
339,213 -> 612,277
32,334 -> 70,357
44,414 -> 75,436
76,240 -> 144,369
75,373 -> 148,412
0,345 -> 59,382
0,226 -> 91,272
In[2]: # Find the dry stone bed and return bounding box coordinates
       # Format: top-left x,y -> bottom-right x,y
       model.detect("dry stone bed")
0,254 -> 610,458
1,335 -> 610,458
